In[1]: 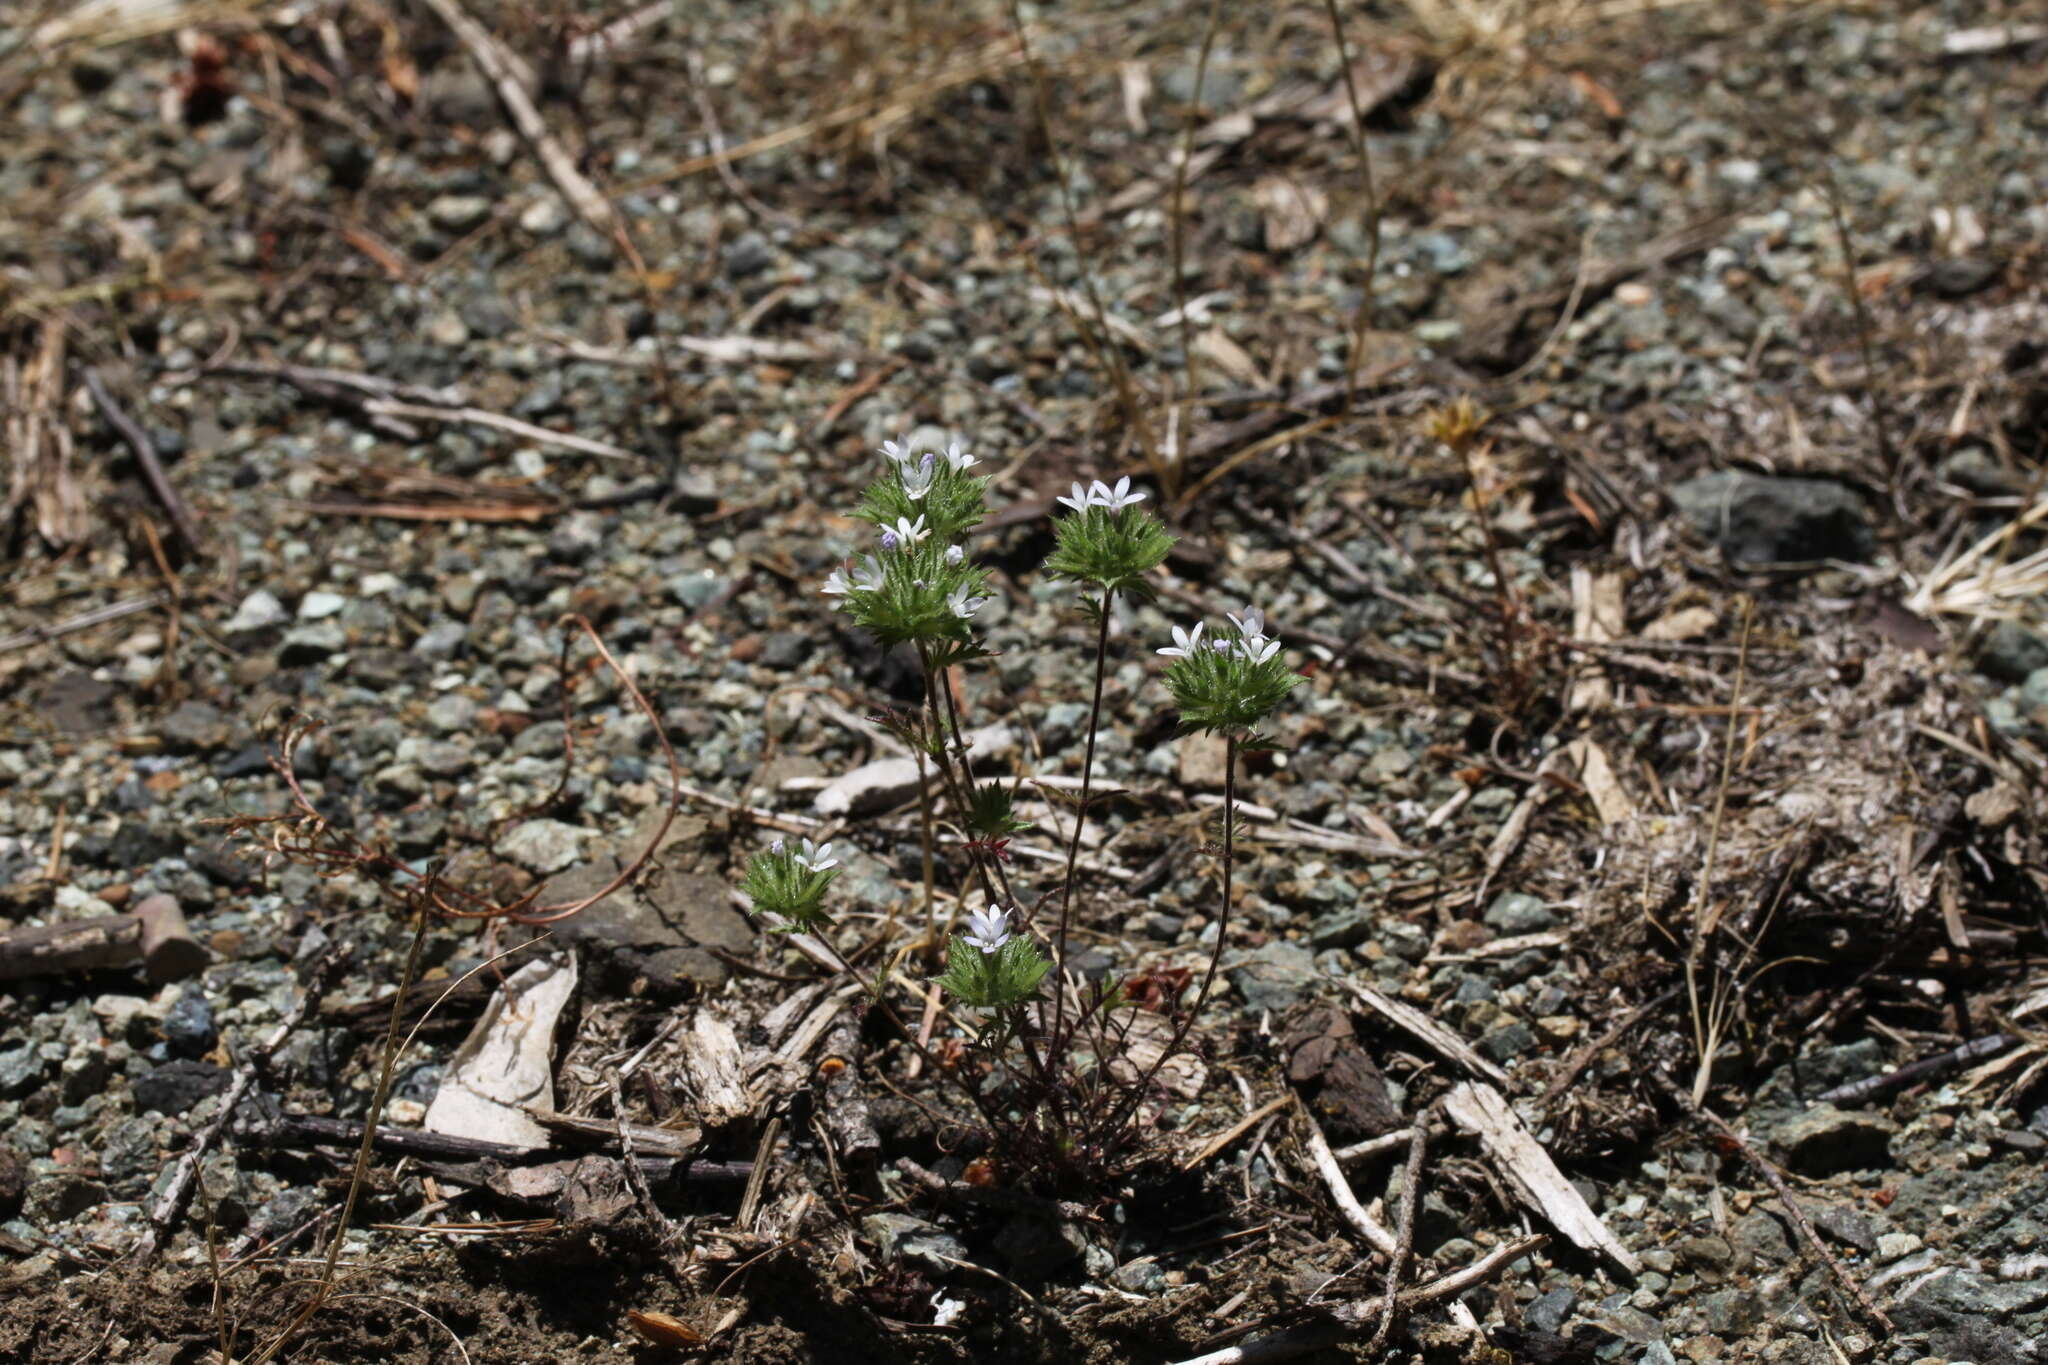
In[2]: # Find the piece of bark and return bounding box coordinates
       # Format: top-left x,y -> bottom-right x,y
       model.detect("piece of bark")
677,1012 -> 756,1130
1444,1081 -> 1640,1275
0,894 -> 206,984
424,954 -> 578,1152
816,1020 -> 880,1167
1285,1006 -> 1403,1140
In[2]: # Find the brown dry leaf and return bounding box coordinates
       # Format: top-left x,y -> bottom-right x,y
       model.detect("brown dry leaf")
1253,175 -> 1327,253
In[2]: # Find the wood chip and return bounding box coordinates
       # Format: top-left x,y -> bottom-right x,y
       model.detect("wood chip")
1346,983 -> 1510,1088
1567,738 -> 1637,826
1444,1080 -> 1639,1275
678,1011 -> 756,1130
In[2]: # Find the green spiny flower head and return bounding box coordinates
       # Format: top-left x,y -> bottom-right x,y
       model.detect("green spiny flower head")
859,440 -> 989,544
739,837 -> 838,932
933,906 -> 1052,1011
823,525 -> 995,648
1159,604 -> 1305,735
1043,477 -> 1175,597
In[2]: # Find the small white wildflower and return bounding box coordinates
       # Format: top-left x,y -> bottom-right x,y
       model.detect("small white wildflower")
797,838 -> 838,872
961,906 -> 1011,954
945,545 -> 965,566
1088,475 -> 1146,511
770,839 -> 786,855
900,452 -> 937,500
948,586 -> 989,619
880,438 -> 915,467
941,442 -> 978,472
1054,481 -> 1093,514
890,514 -> 930,546
1156,621 -> 1205,657
849,555 -> 884,591
1238,636 -> 1281,664
822,567 -> 852,597
1227,605 -> 1267,640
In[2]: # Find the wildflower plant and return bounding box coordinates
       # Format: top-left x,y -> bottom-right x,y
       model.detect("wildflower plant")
737,433 -> 1305,1191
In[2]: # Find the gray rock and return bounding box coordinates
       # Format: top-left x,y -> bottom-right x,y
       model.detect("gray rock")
495,819 -> 588,875
427,194 -> 493,233
519,197 -> 567,236
1228,940 -> 1318,1012
100,1116 -> 160,1182
1771,1104 -> 1897,1175
1979,622 -> 2048,683
1808,1202 -> 1877,1253
411,740 -> 474,778
0,1045 -> 46,1098
411,620 -> 468,659
1477,1019 -> 1537,1063
670,571 -> 730,611
425,693 -> 479,734
2021,667 -> 2048,716
539,845 -> 752,990
1484,891 -> 1557,933
224,589 -> 289,634
1308,906 -> 1373,950
1528,1285 -> 1576,1334
297,590 -> 346,620
279,621 -> 347,664
24,1172 -> 108,1226
1670,471 -> 1873,566
160,700 -> 233,752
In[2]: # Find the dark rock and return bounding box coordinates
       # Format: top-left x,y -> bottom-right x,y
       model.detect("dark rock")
1698,1288 -> 1762,1336
1979,621 -> 2048,683
539,834 -> 750,992
38,671 -> 120,735
1527,1286 -> 1576,1335
1307,906 -> 1373,949
163,985 -> 217,1057
24,1173 -> 109,1226
132,1059 -> 230,1115
1670,471 -> 1873,566
108,819 -> 182,869
1771,1104 -> 1896,1176
991,1213 -> 1085,1277
1228,940 -> 1318,1012
0,1145 -> 25,1217
160,700 -> 234,751
1917,257 -> 1999,298
1807,1201 -> 1877,1253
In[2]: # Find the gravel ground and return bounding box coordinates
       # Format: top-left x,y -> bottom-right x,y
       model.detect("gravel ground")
1,1 -> 2046,1362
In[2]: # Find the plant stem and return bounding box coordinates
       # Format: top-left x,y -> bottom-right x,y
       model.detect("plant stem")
1049,595 -> 1115,1057
1105,729 -> 1236,1140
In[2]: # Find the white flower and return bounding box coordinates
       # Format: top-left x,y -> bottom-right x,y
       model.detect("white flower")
889,514 -> 930,546
1227,605 -> 1266,640
899,452 -> 937,500
945,545 -> 964,566
797,838 -> 838,872
770,839 -> 786,855
1157,621 -> 1204,657
1055,481 -> 1093,514
849,555 -> 884,591
822,567 -> 852,597
948,586 -> 988,619
961,906 -> 1011,954
1088,475 -> 1146,510
1237,636 -> 1281,664
880,439 -> 915,467
941,443 -> 977,472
